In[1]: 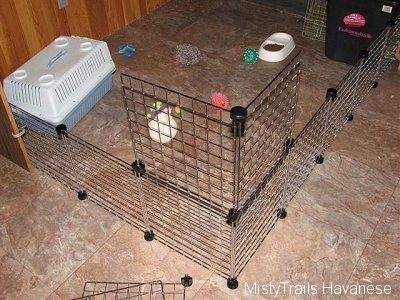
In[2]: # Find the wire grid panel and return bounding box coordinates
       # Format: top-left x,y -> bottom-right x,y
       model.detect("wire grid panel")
73,280 -> 186,300
235,153 -> 290,275
239,52 -> 301,208
302,0 -> 326,41
122,75 -> 235,211
321,16 -> 399,153
237,19 -> 400,278
139,172 -> 232,276
285,102 -> 331,199
122,75 -> 234,275
231,52 -> 302,276
284,16 -> 400,204
12,105 -> 145,230
337,19 -> 399,91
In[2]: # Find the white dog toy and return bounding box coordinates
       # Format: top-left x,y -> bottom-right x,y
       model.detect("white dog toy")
148,105 -> 178,144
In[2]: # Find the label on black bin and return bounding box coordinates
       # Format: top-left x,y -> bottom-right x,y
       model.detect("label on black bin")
339,13 -> 373,39
382,5 -> 393,13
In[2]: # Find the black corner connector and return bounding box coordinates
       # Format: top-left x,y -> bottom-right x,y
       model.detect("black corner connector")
181,274 -> 193,287
230,106 -> 248,137
56,124 -> 68,139
227,277 -> 239,289
276,208 -> 287,219
316,154 -> 324,164
346,113 -> 354,122
132,159 -> 146,177
226,208 -> 241,227
144,230 -> 154,241
358,50 -> 368,60
284,138 -> 295,154
326,88 -> 337,102
78,190 -> 87,200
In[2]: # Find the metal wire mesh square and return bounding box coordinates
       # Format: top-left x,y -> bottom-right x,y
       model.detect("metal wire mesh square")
72,280 -> 186,300
302,0 -> 327,41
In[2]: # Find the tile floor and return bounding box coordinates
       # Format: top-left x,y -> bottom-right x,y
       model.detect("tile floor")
1,0 -> 399,299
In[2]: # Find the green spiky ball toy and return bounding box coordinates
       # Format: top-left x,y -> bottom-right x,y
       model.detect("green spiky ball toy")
242,48 -> 259,64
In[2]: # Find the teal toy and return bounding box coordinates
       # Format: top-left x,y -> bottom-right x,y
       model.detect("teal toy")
242,48 -> 259,64
118,44 -> 136,57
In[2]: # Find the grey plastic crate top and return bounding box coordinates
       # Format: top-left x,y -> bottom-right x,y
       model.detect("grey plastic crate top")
3,36 -> 115,130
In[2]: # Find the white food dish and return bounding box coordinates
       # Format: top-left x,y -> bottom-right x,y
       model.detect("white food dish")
258,33 -> 295,62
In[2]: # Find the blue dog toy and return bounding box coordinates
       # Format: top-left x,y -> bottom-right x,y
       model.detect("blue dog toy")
118,44 -> 136,57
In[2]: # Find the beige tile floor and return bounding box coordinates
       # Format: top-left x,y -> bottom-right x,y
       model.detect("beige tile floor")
1,0 -> 399,299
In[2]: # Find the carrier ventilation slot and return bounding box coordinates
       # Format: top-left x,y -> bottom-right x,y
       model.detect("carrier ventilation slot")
54,48 -> 107,104
11,81 -> 41,108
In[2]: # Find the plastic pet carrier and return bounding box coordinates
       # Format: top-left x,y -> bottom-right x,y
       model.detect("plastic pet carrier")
3,36 -> 115,130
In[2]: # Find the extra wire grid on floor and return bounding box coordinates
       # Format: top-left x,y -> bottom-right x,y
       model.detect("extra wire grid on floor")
302,0 -> 326,41
71,277 -> 191,300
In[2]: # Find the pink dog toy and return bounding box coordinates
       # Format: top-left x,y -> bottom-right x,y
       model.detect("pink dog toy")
210,92 -> 229,109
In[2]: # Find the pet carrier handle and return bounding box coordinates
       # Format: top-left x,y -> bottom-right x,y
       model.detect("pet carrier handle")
11,125 -> 26,138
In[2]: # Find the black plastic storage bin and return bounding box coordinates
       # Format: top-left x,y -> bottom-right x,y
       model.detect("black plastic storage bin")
326,0 -> 399,64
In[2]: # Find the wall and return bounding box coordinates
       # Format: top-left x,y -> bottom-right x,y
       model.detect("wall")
0,0 -> 169,80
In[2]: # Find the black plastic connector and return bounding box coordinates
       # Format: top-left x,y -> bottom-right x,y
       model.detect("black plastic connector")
144,230 -> 154,241
226,208 -> 241,227
346,113 -> 354,122
77,190 -> 87,200
132,159 -> 146,177
56,124 -> 68,139
326,88 -> 337,102
284,138 -> 295,154
358,50 -> 368,60
316,154 -> 324,164
230,106 -> 248,137
276,208 -> 287,219
227,277 -> 238,289
181,274 -> 193,287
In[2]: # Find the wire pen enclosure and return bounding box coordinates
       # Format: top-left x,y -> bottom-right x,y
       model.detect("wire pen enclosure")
121,51 -> 302,287
4,36 -> 115,130
12,15 -> 399,290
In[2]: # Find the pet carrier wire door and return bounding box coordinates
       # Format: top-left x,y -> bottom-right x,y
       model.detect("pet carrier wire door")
122,51 -> 302,287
